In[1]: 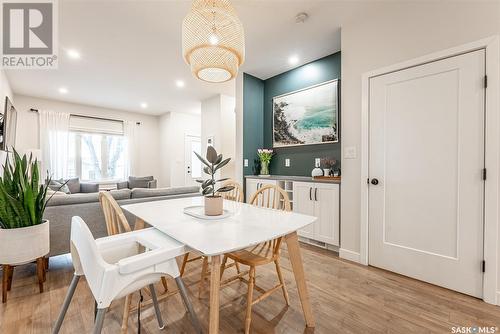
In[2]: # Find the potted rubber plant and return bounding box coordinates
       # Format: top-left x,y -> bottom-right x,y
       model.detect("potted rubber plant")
195,146 -> 234,216
0,150 -> 54,267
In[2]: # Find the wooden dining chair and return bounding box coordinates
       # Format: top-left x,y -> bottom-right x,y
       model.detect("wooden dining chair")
220,184 -> 291,334
179,179 -> 243,297
218,179 -> 244,202
99,191 -> 169,334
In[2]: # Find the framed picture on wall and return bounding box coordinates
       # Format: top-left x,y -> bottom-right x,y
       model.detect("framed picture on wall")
272,79 -> 339,148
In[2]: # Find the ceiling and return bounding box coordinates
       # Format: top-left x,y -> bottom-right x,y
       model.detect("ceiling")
6,1 -> 364,115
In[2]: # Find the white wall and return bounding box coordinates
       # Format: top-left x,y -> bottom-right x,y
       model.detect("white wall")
340,1 -> 500,298
340,0 -> 500,257
0,70 -> 13,103
13,94 -> 162,183
201,94 -> 236,179
158,111 -> 201,187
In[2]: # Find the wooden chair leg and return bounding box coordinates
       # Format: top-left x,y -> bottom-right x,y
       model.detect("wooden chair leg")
220,255 -> 228,279
121,294 -> 133,334
161,277 -> 169,294
198,257 -> 209,298
180,253 -> 190,277
7,265 -> 13,291
36,257 -> 44,293
2,265 -> 11,303
235,261 -> 241,274
274,259 -> 290,305
245,267 -> 256,334
45,256 -> 49,271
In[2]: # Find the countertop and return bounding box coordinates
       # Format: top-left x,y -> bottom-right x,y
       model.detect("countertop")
245,175 -> 341,184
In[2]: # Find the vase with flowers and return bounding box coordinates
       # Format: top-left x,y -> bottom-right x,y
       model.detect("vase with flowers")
257,148 -> 273,176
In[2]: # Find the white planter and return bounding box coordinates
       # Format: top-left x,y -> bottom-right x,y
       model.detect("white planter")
0,220 -> 49,265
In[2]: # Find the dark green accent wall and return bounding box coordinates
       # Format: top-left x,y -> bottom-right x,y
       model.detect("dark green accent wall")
242,73 -> 264,176
243,52 -> 341,176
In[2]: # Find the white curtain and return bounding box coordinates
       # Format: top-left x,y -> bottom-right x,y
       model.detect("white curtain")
123,120 -> 138,177
38,110 -> 70,179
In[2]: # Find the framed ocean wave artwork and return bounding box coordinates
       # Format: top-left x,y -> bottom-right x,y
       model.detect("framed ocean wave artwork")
272,79 -> 339,148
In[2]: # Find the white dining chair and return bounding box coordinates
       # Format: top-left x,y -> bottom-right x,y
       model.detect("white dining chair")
52,216 -> 202,334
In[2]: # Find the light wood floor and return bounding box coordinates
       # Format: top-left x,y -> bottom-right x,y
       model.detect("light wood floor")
1,243 -> 499,333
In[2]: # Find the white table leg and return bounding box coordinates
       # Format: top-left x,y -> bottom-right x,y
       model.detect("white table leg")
284,231 -> 315,327
209,255 -> 221,334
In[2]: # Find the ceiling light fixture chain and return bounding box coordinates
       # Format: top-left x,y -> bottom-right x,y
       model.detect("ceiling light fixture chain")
182,0 -> 245,83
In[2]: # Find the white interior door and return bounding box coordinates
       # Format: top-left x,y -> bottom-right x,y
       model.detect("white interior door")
185,135 -> 202,186
368,50 -> 485,297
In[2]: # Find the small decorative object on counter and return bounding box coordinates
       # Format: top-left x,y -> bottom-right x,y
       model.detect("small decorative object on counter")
311,167 -> 323,177
195,146 -> 234,216
311,156 -> 323,177
320,157 -> 337,177
257,148 -> 274,176
333,168 -> 340,177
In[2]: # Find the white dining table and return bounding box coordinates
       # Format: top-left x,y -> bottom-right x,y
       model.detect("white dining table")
122,196 -> 316,333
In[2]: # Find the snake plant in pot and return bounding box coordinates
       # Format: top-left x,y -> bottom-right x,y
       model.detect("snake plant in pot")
195,146 -> 234,216
0,150 -> 54,266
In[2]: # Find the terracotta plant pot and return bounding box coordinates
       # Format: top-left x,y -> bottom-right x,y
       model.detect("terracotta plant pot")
205,196 -> 223,216
0,220 -> 49,265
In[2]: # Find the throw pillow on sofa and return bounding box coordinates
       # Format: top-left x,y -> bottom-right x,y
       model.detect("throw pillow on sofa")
65,177 -> 81,194
48,180 -> 71,194
128,176 -> 153,189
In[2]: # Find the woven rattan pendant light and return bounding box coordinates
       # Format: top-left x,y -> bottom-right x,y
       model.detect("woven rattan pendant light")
182,0 -> 245,83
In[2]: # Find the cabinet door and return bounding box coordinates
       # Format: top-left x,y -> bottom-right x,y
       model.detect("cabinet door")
293,182 -> 316,239
245,179 -> 259,203
313,183 -> 340,246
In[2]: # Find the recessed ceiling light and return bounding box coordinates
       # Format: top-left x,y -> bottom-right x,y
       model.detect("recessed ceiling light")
66,49 -> 81,59
176,80 -> 185,88
295,12 -> 309,24
58,87 -> 68,94
288,55 -> 299,65
140,102 -> 148,109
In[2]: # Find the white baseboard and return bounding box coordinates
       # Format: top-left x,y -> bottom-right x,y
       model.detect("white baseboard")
339,248 -> 362,264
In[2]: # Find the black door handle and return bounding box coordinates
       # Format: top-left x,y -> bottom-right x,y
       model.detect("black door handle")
314,188 -> 318,201
309,187 -> 312,201
371,178 -> 379,185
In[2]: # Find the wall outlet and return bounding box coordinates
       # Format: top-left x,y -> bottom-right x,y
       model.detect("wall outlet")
244,159 -> 249,167
285,158 -> 290,167
344,146 -> 357,159
315,158 -> 321,167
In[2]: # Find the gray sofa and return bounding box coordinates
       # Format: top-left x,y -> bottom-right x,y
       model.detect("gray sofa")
44,186 -> 200,256
49,177 -> 99,194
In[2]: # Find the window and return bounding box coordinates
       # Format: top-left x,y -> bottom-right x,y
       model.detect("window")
67,116 -> 128,181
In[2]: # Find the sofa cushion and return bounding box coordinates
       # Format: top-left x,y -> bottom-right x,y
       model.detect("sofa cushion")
66,178 -> 81,194
80,182 -> 99,193
129,176 -> 154,189
48,179 -> 71,194
131,186 -> 199,199
46,192 -> 100,206
109,189 -> 132,201
47,189 -> 67,196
